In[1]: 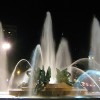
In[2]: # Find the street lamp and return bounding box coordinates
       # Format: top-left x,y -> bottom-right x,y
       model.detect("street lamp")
2,42 -> 11,51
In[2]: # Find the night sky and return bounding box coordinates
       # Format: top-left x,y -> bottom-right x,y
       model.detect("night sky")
0,1 -> 100,72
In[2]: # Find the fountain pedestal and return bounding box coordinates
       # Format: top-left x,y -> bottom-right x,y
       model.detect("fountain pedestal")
9,87 -> 31,96
9,82 -> 87,97
39,82 -> 88,96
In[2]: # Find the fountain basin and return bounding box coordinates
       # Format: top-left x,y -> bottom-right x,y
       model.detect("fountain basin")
39,82 -> 88,96
9,82 -> 88,97
9,89 -> 28,96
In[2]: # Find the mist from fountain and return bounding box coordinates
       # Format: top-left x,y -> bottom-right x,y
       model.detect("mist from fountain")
0,23 -> 8,91
75,69 -> 100,92
40,12 -> 72,82
56,38 -> 72,70
40,12 -> 56,81
9,59 -> 32,89
29,45 -> 43,95
89,17 -> 100,70
86,17 -> 100,92
69,58 -> 100,92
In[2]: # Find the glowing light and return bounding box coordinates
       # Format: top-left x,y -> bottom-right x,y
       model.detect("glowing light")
89,56 -> 94,60
49,78 -> 56,84
89,56 -> 91,60
8,32 -> 11,34
17,70 -> 21,75
2,42 -> 11,50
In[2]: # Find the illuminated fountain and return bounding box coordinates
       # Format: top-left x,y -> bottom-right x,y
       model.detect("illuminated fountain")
9,12 -> 73,96
69,17 -> 100,93
69,58 -> 100,93
7,12 -> 100,98
0,23 -> 11,92
89,17 -> 100,70
40,12 -> 72,82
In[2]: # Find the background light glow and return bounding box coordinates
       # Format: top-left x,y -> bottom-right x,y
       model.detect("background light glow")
2,42 -> 11,50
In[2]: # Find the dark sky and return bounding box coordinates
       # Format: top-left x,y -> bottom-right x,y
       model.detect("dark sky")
0,1 -> 100,72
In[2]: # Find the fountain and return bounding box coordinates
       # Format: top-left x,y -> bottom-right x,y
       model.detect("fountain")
0,23 -> 8,91
68,58 -> 100,93
40,12 -> 72,82
1,12 -> 100,98
89,17 -> 100,70
9,11 -> 73,96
